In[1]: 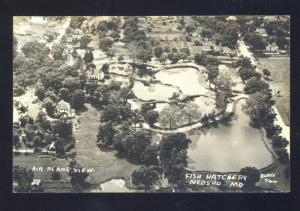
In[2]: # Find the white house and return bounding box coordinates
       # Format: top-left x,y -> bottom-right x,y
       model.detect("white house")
56,100 -> 75,118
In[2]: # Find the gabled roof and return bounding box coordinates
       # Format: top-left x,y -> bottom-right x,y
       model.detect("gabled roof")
57,100 -> 70,111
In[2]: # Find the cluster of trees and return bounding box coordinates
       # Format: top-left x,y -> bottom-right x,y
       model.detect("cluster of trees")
131,132 -> 192,191
14,111 -> 75,157
193,16 -> 240,49
194,53 -> 219,67
158,103 -> 202,129
271,135 -> 289,163
239,167 -> 260,190
98,17 -> 121,41
69,16 -> 86,29
68,159 -> 90,192
244,33 -> 266,51
200,112 -> 217,126
141,103 -> 159,127
122,17 -> 146,43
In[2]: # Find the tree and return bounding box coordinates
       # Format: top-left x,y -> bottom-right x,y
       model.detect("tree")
21,41 -> 50,61
154,47 -> 164,58
160,52 -> 168,64
244,92 -> 275,128
35,111 -> 51,130
111,30 -> 120,41
35,85 -> 46,101
262,69 -> 271,77
68,159 -> 89,192
239,67 -> 257,82
214,70 -> 233,93
117,55 -> 124,61
124,130 -> 152,162
141,103 -> 156,116
79,35 -> 92,49
169,52 -> 180,64
69,16 -> 86,29
55,138 -> 65,156
142,145 -> 159,166
131,166 -> 160,191
215,91 -> 229,112
43,98 -> 57,117
194,53 -> 219,66
236,56 -> 253,69
51,43 -> 65,60
159,133 -> 191,185
145,110 -> 159,126
99,37 -> 113,51
276,36 -> 289,50
252,16 -> 263,27
13,166 -> 34,192
51,169 -> 61,180
72,89 -> 85,110
58,88 -> 71,102
83,50 -> 94,64
272,135 -> 289,148
206,65 -> 219,86
244,77 -> 269,94
32,135 -> 43,148
275,148 -> 289,163
244,33 -> 266,51
13,128 -> 21,149
101,104 -> 133,122
97,121 -> 116,147
137,49 -> 153,63
13,84 -> 25,96
101,63 -> 109,74
51,119 -> 73,139
19,115 -> 34,128
239,167 -> 260,190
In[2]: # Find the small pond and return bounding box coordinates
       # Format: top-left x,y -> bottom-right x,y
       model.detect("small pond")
132,81 -> 179,101
155,67 -> 209,96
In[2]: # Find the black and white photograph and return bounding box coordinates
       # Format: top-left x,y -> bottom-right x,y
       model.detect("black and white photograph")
12,15 -> 290,193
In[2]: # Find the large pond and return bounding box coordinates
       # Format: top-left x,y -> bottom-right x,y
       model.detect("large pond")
187,99 -> 274,172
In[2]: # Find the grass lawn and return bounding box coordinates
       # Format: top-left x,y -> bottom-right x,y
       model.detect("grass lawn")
257,57 -> 290,126
73,104 -> 140,187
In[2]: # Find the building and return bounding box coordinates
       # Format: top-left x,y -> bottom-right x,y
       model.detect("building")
56,100 -> 75,118
31,179 -> 42,187
265,43 -> 279,53
255,28 -> 268,37
226,16 -> 237,22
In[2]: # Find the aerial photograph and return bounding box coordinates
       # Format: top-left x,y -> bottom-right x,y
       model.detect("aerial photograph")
13,16 -> 290,193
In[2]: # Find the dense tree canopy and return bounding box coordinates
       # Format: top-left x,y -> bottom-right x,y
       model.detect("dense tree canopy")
21,41 -> 50,61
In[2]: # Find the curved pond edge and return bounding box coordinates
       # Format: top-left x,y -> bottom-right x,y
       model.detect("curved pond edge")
185,98 -> 278,174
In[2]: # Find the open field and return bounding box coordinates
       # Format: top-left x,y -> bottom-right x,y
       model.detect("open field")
73,104 -> 140,187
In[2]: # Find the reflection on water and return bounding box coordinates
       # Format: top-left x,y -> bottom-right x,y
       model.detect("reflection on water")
132,81 -> 178,101
187,99 -> 274,172
155,67 -> 208,95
